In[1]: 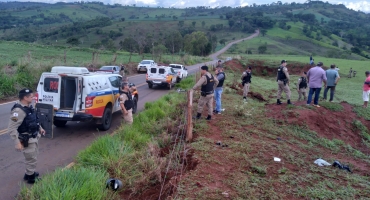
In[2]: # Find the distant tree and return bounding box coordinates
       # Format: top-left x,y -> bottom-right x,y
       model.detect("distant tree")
219,15 -> 224,19
260,29 -> 267,36
228,19 -> 235,28
332,41 -> 339,47
219,39 -> 227,46
183,31 -> 209,56
66,37 -> 80,46
351,46 -> 361,54
202,21 -> 205,28
258,45 -> 267,54
120,37 -> 138,53
192,21 -> 196,27
120,17 -> 125,21
286,25 -> 291,30
165,30 -> 183,55
153,44 -> 167,62
178,20 -> 184,27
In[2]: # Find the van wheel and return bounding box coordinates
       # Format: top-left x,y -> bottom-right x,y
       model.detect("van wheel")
54,120 -> 67,127
132,96 -> 138,114
98,107 -> 112,131
148,83 -> 153,89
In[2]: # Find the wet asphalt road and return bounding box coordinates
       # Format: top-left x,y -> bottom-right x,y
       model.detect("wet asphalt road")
0,31 -> 259,199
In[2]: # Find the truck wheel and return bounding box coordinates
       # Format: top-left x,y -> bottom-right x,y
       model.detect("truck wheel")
148,83 -> 153,89
132,96 -> 138,114
54,120 -> 67,127
98,107 -> 112,131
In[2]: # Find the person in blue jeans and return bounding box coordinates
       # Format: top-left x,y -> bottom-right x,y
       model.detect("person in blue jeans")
323,64 -> 340,102
214,67 -> 226,114
306,62 -> 327,107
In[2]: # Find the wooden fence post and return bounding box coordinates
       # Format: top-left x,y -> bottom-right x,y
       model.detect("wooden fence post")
186,90 -> 193,142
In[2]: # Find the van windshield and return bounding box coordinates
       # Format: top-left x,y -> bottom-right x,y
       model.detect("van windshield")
140,61 -> 150,64
170,65 -> 182,69
100,66 -> 114,70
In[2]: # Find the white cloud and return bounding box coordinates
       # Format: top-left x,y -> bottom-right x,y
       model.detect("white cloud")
339,1 -> 370,12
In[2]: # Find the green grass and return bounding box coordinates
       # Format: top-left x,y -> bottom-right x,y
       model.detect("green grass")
319,101 -> 343,111
19,167 -> 114,200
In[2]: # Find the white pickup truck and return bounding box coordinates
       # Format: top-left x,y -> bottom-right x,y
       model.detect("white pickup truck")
169,64 -> 188,83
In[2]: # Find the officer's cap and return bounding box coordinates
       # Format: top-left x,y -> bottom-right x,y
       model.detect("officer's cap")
281,60 -> 287,64
247,66 -> 252,70
201,66 -> 208,71
304,72 -> 307,75
317,62 -> 323,66
18,88 -> 33,99
218,60 -> 222,62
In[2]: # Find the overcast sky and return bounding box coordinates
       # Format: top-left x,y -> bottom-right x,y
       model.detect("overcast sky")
1,0 -> 370,12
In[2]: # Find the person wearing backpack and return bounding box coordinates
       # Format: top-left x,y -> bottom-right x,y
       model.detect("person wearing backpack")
120,82 -> 134,124
297,72 -> 308,101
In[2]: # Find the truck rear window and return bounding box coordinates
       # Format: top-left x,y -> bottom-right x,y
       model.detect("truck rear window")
150,68 -> 157,73
159,69 -> 165,74
44,78 -> 59,93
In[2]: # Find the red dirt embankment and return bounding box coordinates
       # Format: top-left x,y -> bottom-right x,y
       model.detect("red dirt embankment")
266,102 -> 370,155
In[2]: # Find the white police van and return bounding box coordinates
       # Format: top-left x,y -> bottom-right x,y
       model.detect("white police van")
36,66 -> 126,133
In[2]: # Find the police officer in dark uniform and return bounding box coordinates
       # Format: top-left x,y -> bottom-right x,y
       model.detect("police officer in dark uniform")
7,89 -> 45,184
191,66 -> 219,120
276,60 -> 293,105
241,66 -> 252,101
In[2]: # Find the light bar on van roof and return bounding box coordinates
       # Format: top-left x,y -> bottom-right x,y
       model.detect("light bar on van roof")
51,66 -> 89,74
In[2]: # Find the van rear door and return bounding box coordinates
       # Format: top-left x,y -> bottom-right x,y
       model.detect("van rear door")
73,76 -> 83,113
37,73 -> 61,109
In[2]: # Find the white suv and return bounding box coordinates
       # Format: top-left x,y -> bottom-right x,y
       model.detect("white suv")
137,60 -> 156,73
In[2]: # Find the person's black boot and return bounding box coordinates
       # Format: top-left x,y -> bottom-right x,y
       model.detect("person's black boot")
277,99 -> 282,105
287,99 -> 294,105
24,172 -> 39,181
206,115 -> 212,120
27,173 -> 36,184
193,113 -> 201,120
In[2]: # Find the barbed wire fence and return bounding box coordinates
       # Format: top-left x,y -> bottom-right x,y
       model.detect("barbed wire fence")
157,71 -> 200,200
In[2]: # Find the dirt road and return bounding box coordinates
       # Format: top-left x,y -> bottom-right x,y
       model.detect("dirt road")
0,30 -> 259,199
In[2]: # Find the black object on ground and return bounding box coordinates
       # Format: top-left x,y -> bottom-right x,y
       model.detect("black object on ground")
332,160 -> 352,173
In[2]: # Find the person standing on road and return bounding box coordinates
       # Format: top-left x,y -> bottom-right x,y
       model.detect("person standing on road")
120,64 -> 125,77
323,64 -> 340,102
192,66 -> 219,120
362,71 -> 370,108
120,82 -> 134,124
276,60 -> 293,105
297,72 -> 308,101
214,66 -> 225,114
7,89 -> 46,184
216,60 -> 222,68
306,62 -> 327,107
241,66 -> 252,102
